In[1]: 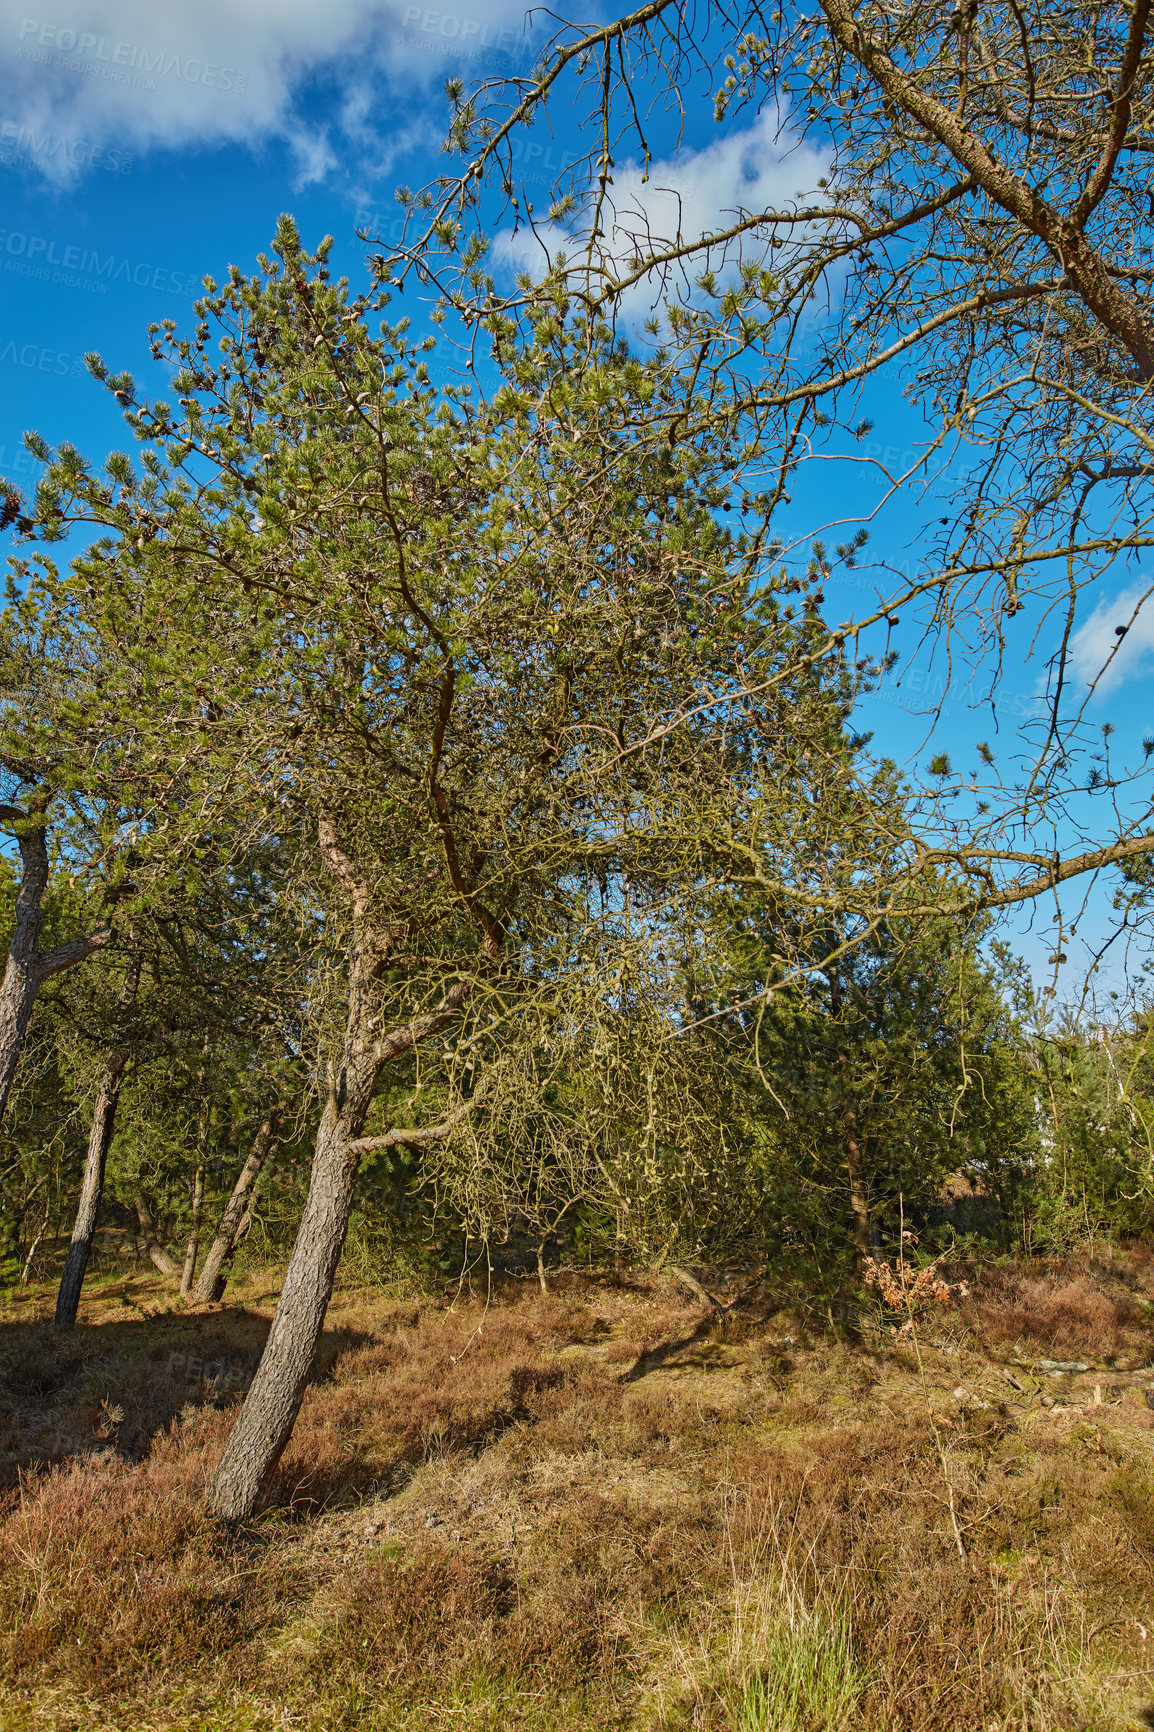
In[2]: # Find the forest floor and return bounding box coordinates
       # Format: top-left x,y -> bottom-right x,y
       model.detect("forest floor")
0,1247 -> 1153,1731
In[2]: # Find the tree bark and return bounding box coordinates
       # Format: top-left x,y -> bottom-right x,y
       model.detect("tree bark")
207,826 -> 397,1523
206,810 -> 483,1523
191,1111 -> 279,1304
134,1188 -> 179,1275
53,949 -> 142,1330
0,813 -> 50,1124
180,1159 -> 205,1297
180,1040 -> 212,1297
0,807 -> 111,1123
205,1039 -> 379,1521
54,1048 -> 129,1328
209,1189 -> 259,1301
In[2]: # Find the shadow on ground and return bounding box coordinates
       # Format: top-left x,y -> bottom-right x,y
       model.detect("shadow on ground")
0,1306 -> 377,1485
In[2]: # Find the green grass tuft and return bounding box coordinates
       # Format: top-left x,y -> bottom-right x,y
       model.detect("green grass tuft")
729,1614 -> 865,1732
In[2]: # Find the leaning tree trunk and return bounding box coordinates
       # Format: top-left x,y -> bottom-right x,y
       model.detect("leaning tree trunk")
207,1188 -> 259,1302
192,1111 -> 279,1304
54,1048 -> 129,1329
134,1189 -> 179,1275
207,808 -> 482,1524
20,1181 -> 51,1285
0,807 -> 111,1123
205,1044 -> 379,1520
54,951 -> 141,1330
206,981 -> 470,1520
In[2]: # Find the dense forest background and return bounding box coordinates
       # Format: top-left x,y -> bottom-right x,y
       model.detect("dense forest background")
4,743 -> 1152,1305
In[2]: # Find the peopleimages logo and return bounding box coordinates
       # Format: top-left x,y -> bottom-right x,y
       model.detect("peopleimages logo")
15,19 -> 248,93
0,119 -> 132,173
401,6 -> 518,51
0,440 -> 48,475
0,229 -> 199,296
0,339 -> 87,376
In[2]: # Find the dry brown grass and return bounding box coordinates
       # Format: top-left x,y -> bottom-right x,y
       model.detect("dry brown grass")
960,1247 -> 1154,1360
0,1250 -> 1153,1729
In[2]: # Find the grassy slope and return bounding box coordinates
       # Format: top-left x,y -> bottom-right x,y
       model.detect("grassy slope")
1,1251 -> 1153,1731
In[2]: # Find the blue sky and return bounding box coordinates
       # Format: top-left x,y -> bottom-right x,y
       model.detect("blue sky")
0,0 -> 1149,1005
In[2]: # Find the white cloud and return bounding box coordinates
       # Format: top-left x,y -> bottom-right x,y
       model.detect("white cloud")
0,0 -> 533,177
493,105 -> 830,322
1068,579 -> 1154,696
283,122 -> 338,189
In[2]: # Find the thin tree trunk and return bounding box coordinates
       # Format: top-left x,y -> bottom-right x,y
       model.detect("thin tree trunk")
54,1049 -> 129,1328
134,1189 -> 179,1275
54,951 -> 141,1330
20,1180 -> 50,1285
192,1111 -> 279,1304
210,1185 -> 260,1301
206,1042 -> 379,1520
180,1160 -> 205,1297
180,1040 -> 212,1297
0,806 -> 110,1123
0,813 -> 49,1124
206,811 -> 480,1523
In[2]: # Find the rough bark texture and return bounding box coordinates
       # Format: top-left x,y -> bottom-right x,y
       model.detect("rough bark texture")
54,1050 -> 128,1329
134,1189 -> 179,1276
0,809 -> 111,1123
0,817 -> 50,1124
191,1112 -> 278,1304
208,1202 -> 254,1301
207,810 -> 484,1523
213,1189 -> 260,1298
205,1044 -> 378,1520
207,836 -> 387,1524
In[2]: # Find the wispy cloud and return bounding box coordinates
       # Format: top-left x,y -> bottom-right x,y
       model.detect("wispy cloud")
1068,579 -> 1154,697
0,0 -> 534,179
493,104 -> 830,322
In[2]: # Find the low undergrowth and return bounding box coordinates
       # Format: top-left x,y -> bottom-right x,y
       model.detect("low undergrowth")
0,1247 -> 1152,1729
